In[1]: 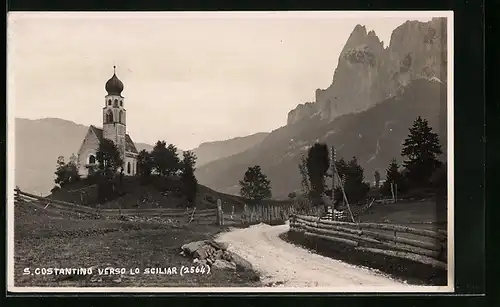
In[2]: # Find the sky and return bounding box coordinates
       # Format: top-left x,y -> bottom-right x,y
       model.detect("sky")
8,12 -> 435,150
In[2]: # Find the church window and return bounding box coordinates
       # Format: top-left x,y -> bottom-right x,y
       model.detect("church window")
114,99 -> 118,107
106,110 -> 114,123
127,162 -> 131,174
120,100 -> 123,107
108,99 -> 112,105
119,110 -> 123,124
89,155 -> 96,164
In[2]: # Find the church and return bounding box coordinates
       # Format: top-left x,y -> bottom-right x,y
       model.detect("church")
77,67 -> 139,177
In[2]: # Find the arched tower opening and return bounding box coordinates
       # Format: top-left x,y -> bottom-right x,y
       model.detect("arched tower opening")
105,110 -> 114,123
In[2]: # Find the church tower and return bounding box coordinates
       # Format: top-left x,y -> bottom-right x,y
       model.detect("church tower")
103,66 -> 126,157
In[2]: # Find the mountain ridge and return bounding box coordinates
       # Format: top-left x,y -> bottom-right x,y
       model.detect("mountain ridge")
196,78 -> 447,199
287,17 -> 447,125
14,117 -> 268,195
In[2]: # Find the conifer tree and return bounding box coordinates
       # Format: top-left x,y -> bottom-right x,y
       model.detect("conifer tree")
239,165 -> 272,201
401,116 -> 443,188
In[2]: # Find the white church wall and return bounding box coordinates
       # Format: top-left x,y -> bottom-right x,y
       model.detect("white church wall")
77,129 -> 100,178
124,156 -> 137,176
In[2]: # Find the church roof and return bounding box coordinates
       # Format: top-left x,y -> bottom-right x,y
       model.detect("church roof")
125,134 -> 139,153
90,125 -> 138,154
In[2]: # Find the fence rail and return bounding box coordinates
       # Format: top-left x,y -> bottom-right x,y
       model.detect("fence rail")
15,188 -> 217,222
290,214 -> 448,270
239,202 -> 296,225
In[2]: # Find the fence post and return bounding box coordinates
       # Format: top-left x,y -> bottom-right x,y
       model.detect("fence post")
216,199 -> 224,226
216,199 -> 220,225
220,200 -> 224,226
15,187 -> 20,202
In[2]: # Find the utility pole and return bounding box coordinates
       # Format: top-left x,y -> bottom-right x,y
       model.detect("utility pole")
330,146 -> 336,218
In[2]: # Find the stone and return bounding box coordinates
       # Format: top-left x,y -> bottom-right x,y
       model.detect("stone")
215,250 -> 224,260
208,240 -> 229,251
222,251 -> 233,261
230,253 -> 253,272
193,245 -> 215,260
181,241 -> 206,255
212,260 -> 237,270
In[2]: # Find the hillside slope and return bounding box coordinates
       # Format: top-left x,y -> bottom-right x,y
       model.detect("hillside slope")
196,79 -> 447,199
191,132 -> 269,167
14,118 -> 154,195
14,118 -> 271,196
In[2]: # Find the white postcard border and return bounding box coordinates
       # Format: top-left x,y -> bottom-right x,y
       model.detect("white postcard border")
6,10 -> 455,293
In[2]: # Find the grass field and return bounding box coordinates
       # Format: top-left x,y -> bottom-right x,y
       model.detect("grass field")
357,198 -> 447,228
13,201 -> 261,288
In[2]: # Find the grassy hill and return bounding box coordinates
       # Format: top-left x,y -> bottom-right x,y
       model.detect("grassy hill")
196,79 -> 447,199
47,175 -> 292,214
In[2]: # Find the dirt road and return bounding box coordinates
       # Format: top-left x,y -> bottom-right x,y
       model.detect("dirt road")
217,222 -> 408,288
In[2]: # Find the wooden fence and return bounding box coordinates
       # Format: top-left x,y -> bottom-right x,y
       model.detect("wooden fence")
15,188 -> 218,224
290,214 -> 448,270
239,202 -> 296,225
236,199 -> 340,226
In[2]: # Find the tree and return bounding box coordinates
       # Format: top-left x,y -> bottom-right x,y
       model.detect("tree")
374,170 -> 381,188
180,150 -> 198,206
381,159 -> 404,197
333,157 -> 369,206
95,139 -> 124,202
96,139 -> 124,174
137,150 -> 153,181
180,147 -> 195,170
166,144 -> 181,176
239,165 -> 272,201
288,192 -> 297,199
151,141 -> 181,176
305,143 -> 330,203
298,155 -> 310,196
401,116 -> 443,188
344,157 -> 370,205
54,154 -> 80,188
151,141 -> 169,176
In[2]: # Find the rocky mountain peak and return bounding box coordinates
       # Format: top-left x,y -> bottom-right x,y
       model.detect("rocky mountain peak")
287,18 -> 447,125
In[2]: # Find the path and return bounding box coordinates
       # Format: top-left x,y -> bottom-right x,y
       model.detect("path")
217,222 -> 409,288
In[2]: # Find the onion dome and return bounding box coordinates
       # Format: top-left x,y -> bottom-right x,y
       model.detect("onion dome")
105,66 -> 124,95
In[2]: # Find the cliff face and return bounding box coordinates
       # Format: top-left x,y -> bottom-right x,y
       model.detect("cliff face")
287,18 -> 447,125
